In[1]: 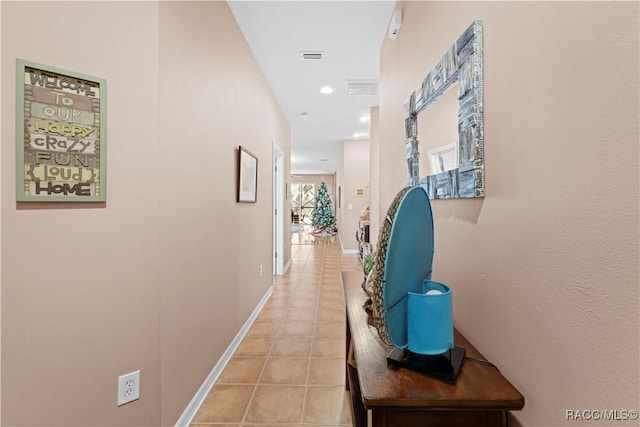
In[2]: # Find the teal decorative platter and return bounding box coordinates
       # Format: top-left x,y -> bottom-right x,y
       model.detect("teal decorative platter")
382,186 -> 434,348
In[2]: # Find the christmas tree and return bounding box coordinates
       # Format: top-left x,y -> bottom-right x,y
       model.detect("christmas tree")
312,181 -> 337,234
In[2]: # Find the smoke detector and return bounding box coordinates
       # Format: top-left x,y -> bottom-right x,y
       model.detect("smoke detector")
389,10 -> 402,40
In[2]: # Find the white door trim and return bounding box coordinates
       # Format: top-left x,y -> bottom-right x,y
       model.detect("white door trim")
272,143 -> 285,275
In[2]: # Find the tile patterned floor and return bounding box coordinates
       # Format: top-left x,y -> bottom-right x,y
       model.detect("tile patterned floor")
191,242 -> 361,427
291,224 -> 338,245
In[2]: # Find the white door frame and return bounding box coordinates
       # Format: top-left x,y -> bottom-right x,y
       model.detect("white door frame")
272,143 -> 285,275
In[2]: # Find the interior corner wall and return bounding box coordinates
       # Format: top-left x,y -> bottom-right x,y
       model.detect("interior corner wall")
1,1 -> 290,426
379,2 -> 639,426
338,140 -> 370,252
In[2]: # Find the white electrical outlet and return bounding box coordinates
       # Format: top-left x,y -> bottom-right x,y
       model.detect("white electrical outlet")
117,370 -> 140,406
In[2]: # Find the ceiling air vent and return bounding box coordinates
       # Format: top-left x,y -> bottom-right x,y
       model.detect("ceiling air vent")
346,80 -> 378,96
301,51 -> 323,60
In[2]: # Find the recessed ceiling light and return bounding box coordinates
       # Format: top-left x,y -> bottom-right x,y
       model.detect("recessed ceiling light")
353,132 -> 369,138
359,116 -> 370,123
320,86 -> 334,94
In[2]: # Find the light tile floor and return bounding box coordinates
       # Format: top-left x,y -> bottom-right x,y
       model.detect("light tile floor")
191,242 -> 361,427
291,224 -> 338,245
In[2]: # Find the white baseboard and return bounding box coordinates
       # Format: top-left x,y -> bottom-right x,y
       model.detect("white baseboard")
174,285 -> 273,427
338,233 -> 358,254
283,257 -> 292,274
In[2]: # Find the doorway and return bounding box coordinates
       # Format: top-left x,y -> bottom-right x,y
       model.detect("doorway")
290,183 -> 315,226
290,183 -> 317,245
272,143 -> 284,275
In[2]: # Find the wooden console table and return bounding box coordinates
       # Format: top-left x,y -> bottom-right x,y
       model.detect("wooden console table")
342,271 -> 524,427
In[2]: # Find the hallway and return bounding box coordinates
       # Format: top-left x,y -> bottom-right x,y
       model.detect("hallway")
191,243 -> 360,426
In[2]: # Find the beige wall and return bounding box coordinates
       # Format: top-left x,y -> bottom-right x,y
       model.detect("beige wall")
2,3 -> 162,425
369,107 -> 380,247
377,2 -> 639,426
0,2 -> 3,418
338,139 -> 370,252
158,2 -> 290,423
1,1 -> 290,425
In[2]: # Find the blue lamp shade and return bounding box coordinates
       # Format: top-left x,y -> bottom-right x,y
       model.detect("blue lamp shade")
407,280 -> 454,355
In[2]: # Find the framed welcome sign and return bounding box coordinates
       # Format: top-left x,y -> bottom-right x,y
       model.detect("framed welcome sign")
16,59 -> 106,202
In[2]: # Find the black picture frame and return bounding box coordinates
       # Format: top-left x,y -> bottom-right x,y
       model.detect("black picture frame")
238,146 -> 258,203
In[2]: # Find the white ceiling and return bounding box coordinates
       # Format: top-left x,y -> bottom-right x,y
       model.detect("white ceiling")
228,1 -> 396,175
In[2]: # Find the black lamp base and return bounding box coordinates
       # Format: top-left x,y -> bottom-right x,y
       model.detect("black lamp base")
387,346 -> 466,385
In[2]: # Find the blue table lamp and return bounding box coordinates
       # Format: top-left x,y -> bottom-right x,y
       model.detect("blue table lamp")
408,280 -> 453,355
